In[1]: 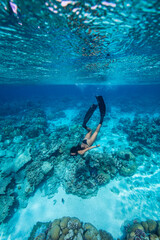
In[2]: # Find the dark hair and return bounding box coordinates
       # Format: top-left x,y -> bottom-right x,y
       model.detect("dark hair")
70,146 -> 78,156
70,144 -> 85,156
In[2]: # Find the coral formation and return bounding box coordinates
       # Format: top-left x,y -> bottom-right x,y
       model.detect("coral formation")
124,219 -> 160,240
0,194 -> 15,223
29,217 -> 113,240
120,115 -> 160,152
29,218 -> 160,240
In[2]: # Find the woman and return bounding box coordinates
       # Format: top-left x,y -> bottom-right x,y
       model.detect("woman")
70,96 -> 106,156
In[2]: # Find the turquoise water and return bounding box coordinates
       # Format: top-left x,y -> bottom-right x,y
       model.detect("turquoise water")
0,0 -> 160,239
0,0 -> 160,84
0,85 -> 160,239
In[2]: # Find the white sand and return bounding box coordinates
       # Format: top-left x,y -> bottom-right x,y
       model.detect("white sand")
1,165 -> 160,240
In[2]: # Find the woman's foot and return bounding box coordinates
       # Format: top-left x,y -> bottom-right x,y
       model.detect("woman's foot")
83,124 -> 92,132
86,127 -> 92,132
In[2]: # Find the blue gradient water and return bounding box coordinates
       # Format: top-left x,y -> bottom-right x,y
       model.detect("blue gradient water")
0,0 -> 160,239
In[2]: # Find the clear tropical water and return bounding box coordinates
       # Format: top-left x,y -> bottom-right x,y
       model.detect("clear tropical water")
0,1 -> 160,240
0,0 -> 160,84
0,85 -> 160,240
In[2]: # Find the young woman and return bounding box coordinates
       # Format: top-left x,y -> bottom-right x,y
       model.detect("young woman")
70,96 -> 106,156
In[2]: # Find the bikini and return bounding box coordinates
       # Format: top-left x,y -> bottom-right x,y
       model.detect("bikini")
82,138 -> 90,147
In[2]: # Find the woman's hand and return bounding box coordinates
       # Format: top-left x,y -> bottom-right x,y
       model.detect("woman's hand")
96,144 -> 100,147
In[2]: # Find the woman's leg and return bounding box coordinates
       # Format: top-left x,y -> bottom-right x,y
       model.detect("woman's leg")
87,124 -> 102,146
84,128 -> 92,139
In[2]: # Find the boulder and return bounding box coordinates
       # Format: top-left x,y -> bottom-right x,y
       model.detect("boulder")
60,217 -> 70,229
0,194 -> 14,223
141,221 -> 149,232
149,234 -> 159,240
119,164 -> 137,177
147,219 -> 157,233
67,217 -> 81,230
50,225 -> 60,240
127,223 -> 144,233
157,221 -> 160,236
99,230 -> 114,240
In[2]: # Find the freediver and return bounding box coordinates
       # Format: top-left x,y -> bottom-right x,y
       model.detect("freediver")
70,96 -> 106,156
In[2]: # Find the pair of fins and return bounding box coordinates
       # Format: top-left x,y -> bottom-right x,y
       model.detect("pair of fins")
82,96 -> 106,129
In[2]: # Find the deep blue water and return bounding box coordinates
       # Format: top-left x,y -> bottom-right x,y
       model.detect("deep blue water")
0,85 -> 160,113
1,84 -> 160,100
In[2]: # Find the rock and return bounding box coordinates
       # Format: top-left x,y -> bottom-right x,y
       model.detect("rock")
28,221 -> 50,240
62,228 -> 69,235
130,232 -> 136,237
67,217 -> 81,230
96,171 -> 110,185
132,146 -> 151,157
76,232 -> 83,240
117,150 -> 135,161
0,176 -> 12,194
99,229 -> 114,240
50,225 -> 60,240
64,229 -> 74,240
51,219 -> 61,228
35,233 -> 46,240
150,234 -> 159,240
141,221 -> 149,232
59,234 -> 65,240
60,217 -> 70,229
84,223 -> 99,240
127,223 -> 144,233
157,221 -> 160,236
41,161 -> 53,174
13,146 -> 31,172
119,164 -> 137,177
0,194 -> 14,223
154,117 -> 160,126
147,219 -> 157,233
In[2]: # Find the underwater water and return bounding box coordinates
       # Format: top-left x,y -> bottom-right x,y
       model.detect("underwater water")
0,85 -> 160,240
0,0 -> 160,239
0,0 -> 160,84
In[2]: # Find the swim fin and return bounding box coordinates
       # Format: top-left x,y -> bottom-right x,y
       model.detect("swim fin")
96,96 -> 106,124
82,104 -> 97,129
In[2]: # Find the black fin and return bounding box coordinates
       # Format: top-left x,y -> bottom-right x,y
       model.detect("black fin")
96,96 -> 106,124
82,104 -> 97,129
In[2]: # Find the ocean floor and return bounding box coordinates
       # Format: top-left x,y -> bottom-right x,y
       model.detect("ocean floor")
0,92 -> 160,240
1,166 -> 160,240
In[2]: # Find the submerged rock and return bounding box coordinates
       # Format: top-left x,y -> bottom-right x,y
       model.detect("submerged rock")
124,219 -> 160,240
119,164 -> 137,177
29,217 -> 113,240
0,194 -> 15,223
147,219 -> 157,233
0,175 -> 12,194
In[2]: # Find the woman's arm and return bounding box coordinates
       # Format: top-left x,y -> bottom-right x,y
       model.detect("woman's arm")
78,145 -> 100,155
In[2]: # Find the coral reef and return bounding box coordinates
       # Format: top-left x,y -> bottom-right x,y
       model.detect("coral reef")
29,217 -> 160,240
29,217 -> 113,240
124,219 -> 160,240
63,150 -> 137,197
0,98 -> 160,224
0,194 -> 15,223
120,115 -> 160,152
